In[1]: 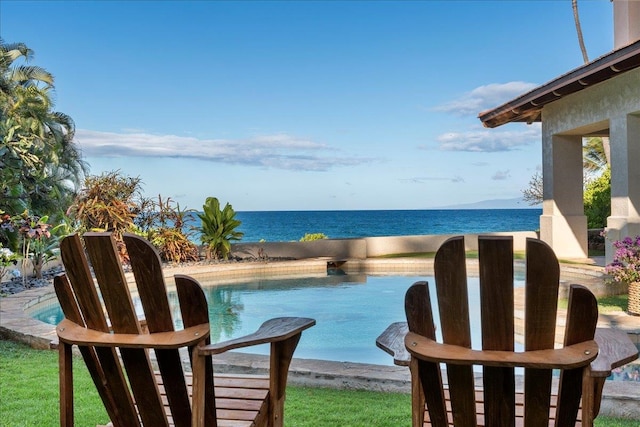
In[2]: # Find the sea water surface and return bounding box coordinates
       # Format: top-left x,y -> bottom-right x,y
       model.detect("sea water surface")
232,208 -> 542,243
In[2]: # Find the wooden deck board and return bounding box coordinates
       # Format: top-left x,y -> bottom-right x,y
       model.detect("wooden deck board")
422,389 -> 582,426
155,372 -> 269,427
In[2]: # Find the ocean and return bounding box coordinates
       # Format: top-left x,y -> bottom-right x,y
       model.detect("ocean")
231,209 -> 542,243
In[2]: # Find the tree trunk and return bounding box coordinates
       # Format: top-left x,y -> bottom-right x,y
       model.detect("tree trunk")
573,0 -> 589,64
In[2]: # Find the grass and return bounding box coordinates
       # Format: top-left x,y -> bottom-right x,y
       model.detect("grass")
1,340 -> 638,426
595,294 -> 629,312
558,294 -> 629,313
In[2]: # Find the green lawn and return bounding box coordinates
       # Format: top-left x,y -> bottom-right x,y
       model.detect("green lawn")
0,339 -> 637,426
558,294 -> 629,313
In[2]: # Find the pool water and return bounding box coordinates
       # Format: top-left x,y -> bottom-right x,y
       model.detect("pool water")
34,272 -> 527,366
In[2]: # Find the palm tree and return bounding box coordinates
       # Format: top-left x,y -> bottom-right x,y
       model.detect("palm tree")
0,39 -> 87,218
583,137 -> 609,176
572,0 -> 589,63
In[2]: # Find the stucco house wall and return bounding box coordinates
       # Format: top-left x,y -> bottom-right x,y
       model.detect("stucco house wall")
540,68 -> 640,261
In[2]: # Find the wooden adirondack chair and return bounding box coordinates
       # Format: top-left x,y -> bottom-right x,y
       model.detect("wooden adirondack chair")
376,236 -> 639,427
54,232 -> 315,427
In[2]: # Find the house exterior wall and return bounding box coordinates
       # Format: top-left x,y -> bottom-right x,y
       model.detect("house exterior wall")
614,0 -> 640,49
541,68 -> 640,261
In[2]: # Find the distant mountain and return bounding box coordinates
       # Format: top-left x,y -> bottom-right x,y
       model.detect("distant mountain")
438,197 -> 541,210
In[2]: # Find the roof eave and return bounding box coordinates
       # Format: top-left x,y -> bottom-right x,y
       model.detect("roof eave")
478,39 -> 640,129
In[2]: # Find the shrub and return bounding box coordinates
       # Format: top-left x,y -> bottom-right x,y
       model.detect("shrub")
0,244 -> 19,282
139,196 -> 198,263
300,233 -> 328,242
148,228 -> 199,264
605,235 -> 640,285
584,168 -> 611,229
68,170 -> 143,237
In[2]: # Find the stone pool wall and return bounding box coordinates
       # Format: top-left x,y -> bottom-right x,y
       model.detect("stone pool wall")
232,231 -> 539,259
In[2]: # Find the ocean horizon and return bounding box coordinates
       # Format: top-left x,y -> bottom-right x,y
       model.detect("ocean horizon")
229,208 -> 542,243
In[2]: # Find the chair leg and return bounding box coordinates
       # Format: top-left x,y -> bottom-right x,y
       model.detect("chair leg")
580,369 -> 597,427
410,359 -> 426,427
580,370 -> 607,427
191,347 -> 207,427
591,377 -> 606,419
269,333 -> 302,427
59,342 -> 73,427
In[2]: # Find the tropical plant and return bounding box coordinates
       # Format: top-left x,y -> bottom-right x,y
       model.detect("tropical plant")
584,167 -> 611,229
134,195 -> 199,263
197,197 -> 244,260
148,227 -> 198,264
13,212 -> 52,283
605,235 -> 640,285
300,233 -> 328,242
68,170 -> 143,238
0,243 -> 19,282
0,211 -> 18,250
23,227 -> 57,280
583,137 -> 609,176
0,39 -> 86,218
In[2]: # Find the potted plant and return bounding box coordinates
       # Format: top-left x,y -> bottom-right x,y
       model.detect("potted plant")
605,235 -> 640,315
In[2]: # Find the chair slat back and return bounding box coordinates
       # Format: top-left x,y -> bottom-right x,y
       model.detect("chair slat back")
433,236 -> 477,427
555,285 -> 598,425
175,275 -> 218,426
523,238 -> 560,426
124,233 -> 195,427
478,236 -> 515,425
405,283 -> 448,427
410,236 -> 599,427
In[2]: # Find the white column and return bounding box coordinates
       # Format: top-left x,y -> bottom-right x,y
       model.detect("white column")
613,0 -> 640,49
540,134 -> 588,259
606,114 -> 640,263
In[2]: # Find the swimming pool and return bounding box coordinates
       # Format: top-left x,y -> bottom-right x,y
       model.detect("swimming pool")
32,271 -> 526,366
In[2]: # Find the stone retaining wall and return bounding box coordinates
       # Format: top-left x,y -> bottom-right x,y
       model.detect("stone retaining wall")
232,231 -> 539,260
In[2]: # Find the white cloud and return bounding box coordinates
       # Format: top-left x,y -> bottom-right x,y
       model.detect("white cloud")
492,170 -> 511,180
401,176 -> 464,184
75,129 -> 373,171
436,124 -> 541,152
433,81 -> 538,116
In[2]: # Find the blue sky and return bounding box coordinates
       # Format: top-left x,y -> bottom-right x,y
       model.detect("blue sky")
2,1 -> 615,211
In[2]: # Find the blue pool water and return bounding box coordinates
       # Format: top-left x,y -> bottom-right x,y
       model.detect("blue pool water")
33,272 -> 525,366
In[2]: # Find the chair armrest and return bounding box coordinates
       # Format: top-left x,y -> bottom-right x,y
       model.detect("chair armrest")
56,319 -> 210,349
197,317 -> 316,356
376,322 -> 410,366
590,327 -> 639,377
406,331 -> 599,369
